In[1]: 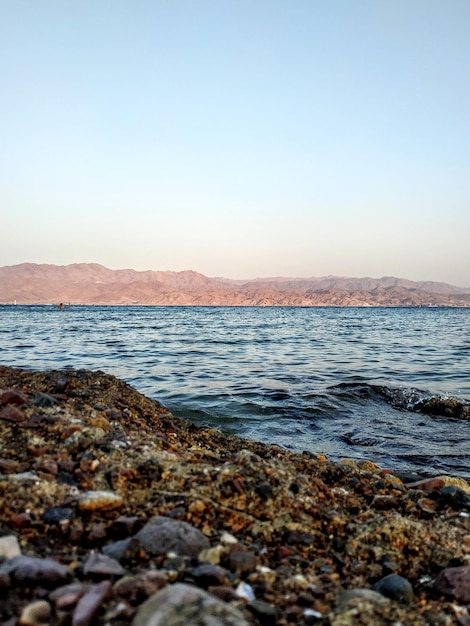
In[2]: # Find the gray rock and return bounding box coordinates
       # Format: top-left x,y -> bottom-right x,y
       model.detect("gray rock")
373,574 -> 414,602
135,516 -> 209,558
0,535 -> 21,560
102,537 -> 141,563
132,582 -> 250,626
83,551 -> 126,577
2,555 -> 71,586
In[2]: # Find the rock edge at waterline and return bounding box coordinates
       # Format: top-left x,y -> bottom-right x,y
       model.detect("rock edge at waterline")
1,365 -> 470,625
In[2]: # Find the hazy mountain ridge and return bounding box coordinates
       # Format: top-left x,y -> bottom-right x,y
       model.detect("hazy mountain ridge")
1,263 -> 469,306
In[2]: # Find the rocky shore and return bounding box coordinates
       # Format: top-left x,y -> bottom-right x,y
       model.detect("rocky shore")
1,365 -> 470,625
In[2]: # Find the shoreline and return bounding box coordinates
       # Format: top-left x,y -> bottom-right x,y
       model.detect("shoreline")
1,365 -> 470,625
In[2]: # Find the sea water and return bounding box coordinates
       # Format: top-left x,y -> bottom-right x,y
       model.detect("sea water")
0,305 -> 469,478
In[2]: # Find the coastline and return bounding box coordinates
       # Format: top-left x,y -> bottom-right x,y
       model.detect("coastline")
1,365 -> 470,625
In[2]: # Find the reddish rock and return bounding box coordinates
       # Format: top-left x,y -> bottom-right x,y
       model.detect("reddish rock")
0,404 -> 26,422
434,566 -> 470,603
0,389 -> 28,405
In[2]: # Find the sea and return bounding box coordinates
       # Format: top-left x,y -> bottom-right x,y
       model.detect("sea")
1,305 -> 469,479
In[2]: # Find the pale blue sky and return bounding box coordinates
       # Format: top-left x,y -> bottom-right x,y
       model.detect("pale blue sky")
1,1 -> 469,286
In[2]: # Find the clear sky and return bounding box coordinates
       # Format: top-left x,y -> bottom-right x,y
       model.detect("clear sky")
1,1 -> 469,286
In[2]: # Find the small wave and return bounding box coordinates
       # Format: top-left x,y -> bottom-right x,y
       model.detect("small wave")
327,382 -> 470,420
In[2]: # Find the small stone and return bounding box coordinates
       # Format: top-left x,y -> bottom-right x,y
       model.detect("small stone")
337,588 -> 391,607
434,565 -> 470,603
235,581 -> 256,602
247,600 -> 277,624
190,563 -> 227,587
3,555 -> 71,586
42,507 -> 74,524
83,552 -> 126,577
0,534 -> 21,559
77,490 -> 123,511
102,537 -> 141,563
34,392 -> 56,407
72,580 -> 112,626
440,485 -> 470,509
132,582 -> 251,626
135,516 -> 209,558
19,600 -> 51,625
49,582 -> 92,609
0,389 -> 28,405
256,482 -> 274,500
0,404 -> 26,422
228,549 -> 257,574
373,574 -> 414,602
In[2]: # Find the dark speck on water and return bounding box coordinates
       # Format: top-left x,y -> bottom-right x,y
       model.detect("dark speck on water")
0,304 -> 469,478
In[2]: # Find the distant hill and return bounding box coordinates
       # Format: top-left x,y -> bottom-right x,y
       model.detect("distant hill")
0,263 -> 469,306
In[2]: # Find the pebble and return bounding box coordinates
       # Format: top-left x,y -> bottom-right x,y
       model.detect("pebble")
135,515 -> 210,558
132,582 -> 251,626
33,392 -> 56,407
0,389 -> 28,405
247,599 -> 278,624
18,600 -> 51,626
235,581 -> 256,602
102,537 -> 141,563
190,563 -> 227,587
72,580 -> 112,626
0,404 -> 26,422
434,565 -> 470,603
228,549 -> 257,574
337,588 -> 391,607
0,534 -> 21,559
42,506 -> 74,524
77,490 -> 123,511
440,485 -> 470,509
49,582 -> 92,609
2,555 -> 71,586
373,573 -> 414,602
82,551 -> 126,577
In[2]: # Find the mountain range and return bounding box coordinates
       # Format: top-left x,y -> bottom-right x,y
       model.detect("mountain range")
1,263 -> 469,306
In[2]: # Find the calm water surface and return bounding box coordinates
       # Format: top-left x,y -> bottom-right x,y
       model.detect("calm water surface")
1,305 -> 469,478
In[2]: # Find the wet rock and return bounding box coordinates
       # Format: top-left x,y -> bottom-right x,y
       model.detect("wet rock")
0,534 -> 21,559
77,490 -> 123,511
0,404 -> 26,422
373,573 -> 414,602
405,477 -> 445,491
132,582 -> 251,626
135,516 -> 209,558
434,565 -> 470,602
440,485 -> 470,509
2,555 -> 71,586
72,580 -> 112,626
18,600 -> 51,625
83,551 -> 126,577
